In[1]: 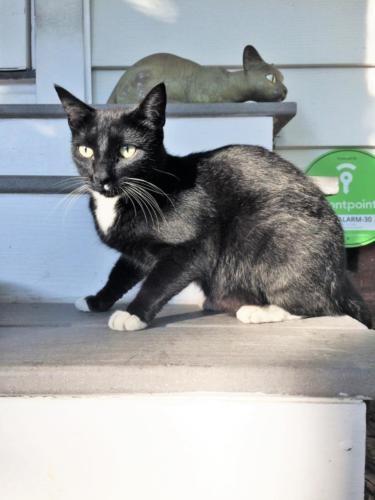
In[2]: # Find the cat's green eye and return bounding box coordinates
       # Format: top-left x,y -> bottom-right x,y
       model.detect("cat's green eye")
120,145 -> 137,159
78,145 -> 94,159
266,73 -> 276,84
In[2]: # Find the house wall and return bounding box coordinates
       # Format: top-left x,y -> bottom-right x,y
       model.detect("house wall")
90,0 -> 375,171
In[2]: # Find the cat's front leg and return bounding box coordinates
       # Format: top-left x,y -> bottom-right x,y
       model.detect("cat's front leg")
76,255 -> 145,312
108,249 -> 197,331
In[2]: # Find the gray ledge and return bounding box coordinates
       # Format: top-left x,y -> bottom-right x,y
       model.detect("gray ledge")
0,303 -> 374,398
0,69 -> 35,80
0,174 -> 338,196
0,102 -> 296,135
0,175 -> 82,194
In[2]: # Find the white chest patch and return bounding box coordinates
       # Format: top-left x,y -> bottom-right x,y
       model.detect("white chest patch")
92,192 -> 120,235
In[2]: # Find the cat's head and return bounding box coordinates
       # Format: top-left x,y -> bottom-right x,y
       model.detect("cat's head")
242,45 -> 287,102
55,83 -> 167,197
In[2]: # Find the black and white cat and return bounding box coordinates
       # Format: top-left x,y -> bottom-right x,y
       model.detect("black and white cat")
55,83 -> 372,331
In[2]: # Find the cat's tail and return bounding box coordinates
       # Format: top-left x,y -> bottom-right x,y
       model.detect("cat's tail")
338,276 -> 372,329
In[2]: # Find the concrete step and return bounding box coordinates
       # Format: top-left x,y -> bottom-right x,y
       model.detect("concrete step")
0,303 -> 373,397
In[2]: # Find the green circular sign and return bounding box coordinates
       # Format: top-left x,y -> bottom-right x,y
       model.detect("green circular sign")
307,149 -> 375,248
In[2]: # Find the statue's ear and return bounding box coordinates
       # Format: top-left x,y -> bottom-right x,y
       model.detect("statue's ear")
54,85 -> 95,130
243,45 -> 265,70
138,83 -> 166,128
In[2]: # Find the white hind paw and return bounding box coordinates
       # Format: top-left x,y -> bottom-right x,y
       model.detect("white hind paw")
75,297 -> 90,312
236,305 -> 301,324
108,310 -> 147,332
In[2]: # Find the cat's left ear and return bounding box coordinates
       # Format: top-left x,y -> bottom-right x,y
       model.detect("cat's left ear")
138,83 -> 166,128
54,85 -> 95,130
243,45 -> 265,70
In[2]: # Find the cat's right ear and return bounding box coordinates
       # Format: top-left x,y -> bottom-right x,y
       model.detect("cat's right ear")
243,45 -> 265,70
54,85 -> 95,130
137,83 -> 167,128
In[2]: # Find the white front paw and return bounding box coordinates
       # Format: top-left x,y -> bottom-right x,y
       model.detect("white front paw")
108,310 -> 147,331
75,297 -> 90,312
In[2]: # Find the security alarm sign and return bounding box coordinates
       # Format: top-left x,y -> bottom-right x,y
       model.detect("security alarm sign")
307,150 -> 375,248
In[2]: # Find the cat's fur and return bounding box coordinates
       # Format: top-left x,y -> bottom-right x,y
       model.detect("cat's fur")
55,83 -> 372,330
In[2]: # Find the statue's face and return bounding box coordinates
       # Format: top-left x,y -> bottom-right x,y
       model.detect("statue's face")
242,45 -> 287,102
246,64 -> 287,102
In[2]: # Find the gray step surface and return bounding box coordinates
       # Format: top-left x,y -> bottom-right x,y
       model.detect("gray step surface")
0,303 -> 374,398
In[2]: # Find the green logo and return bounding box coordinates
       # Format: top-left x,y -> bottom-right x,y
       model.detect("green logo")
307,150 -> 375,248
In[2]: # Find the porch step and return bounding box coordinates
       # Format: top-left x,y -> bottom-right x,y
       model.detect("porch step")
0,303 -> 373,397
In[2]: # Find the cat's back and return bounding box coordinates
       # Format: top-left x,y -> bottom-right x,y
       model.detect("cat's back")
195,144 -> 339,226
133,53 -> 201,71
108,53 -> 202,104
193,145 -> 343,259
200,145 -> 318,195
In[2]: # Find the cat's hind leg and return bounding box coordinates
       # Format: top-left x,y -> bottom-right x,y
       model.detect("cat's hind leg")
201,298 -> 222,312
236,304 -> 301,324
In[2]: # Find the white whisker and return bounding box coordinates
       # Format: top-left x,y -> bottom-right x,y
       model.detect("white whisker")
52,183 -> 90,220
125,177 -> 175,208
151,167 -> 180,181
120,186 -> 137,217
127,183 -> 159,227
123,181 -> 166,228
124,185 -> 150,225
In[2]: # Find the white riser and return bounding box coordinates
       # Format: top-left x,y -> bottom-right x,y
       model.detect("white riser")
0,82 -> 36,105
0,116 -> 272,175
0,395 -> 366,500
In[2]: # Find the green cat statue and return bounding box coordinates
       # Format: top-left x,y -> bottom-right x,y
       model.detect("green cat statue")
108,45 -> 287,104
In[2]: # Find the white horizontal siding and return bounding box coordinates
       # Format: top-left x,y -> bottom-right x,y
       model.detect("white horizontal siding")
277,68 -> 375,147
91,0 -> 375,66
